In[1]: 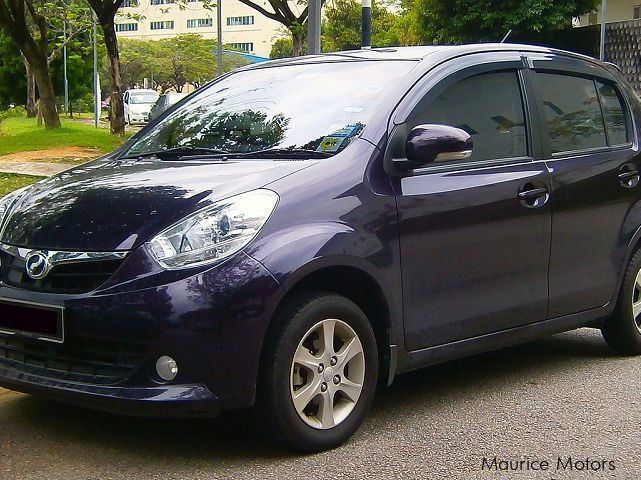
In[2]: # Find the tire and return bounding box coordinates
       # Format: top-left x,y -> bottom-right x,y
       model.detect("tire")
602,248 -> 641,355
258,291 -> 378,452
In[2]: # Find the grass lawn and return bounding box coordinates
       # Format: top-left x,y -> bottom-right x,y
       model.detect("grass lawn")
0,173 -> 43,196
0,117 -> 125,156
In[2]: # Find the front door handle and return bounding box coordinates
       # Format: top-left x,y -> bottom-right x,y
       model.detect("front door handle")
619,169 -> 640,188
518,185 -> 549,208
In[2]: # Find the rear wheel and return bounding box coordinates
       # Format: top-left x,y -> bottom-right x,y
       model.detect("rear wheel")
602,248 -> 641,355
259,292 -> 378,452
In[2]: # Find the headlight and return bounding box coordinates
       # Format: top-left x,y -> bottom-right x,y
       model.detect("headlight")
146,189 -> 278,269
0,186 -> 31,235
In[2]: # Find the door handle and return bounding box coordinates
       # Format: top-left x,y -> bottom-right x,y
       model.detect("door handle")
518,187 -> 549,200
518,185 -> 549,208
619,169 -> 640,188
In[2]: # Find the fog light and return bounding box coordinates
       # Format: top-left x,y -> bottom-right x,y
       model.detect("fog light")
156,355 -> 178,381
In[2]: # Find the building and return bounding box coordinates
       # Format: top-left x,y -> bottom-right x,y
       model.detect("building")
572,1 -> 641,91
114,0 -> 298,58
576,0 -> 641,27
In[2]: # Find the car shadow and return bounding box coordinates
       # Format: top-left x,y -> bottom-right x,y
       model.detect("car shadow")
3,328 -> 619,461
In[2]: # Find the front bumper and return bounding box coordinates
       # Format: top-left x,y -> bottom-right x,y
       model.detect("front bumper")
0,365 -> 219,417
128,114 -> 148,124
0,250 -> 281,416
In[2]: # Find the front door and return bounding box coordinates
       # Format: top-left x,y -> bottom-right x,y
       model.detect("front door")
393,61 -> 552,351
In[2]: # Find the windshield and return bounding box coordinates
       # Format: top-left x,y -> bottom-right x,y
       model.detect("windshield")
123,61 -> 416,159
130,93 -> 159,104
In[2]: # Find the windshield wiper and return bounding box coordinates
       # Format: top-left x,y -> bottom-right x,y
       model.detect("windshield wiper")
121,147 -> 333,161
230,148 -> 333,159
120,147 -> 231,161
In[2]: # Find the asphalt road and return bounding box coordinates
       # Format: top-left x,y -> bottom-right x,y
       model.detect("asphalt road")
0,328 -> 639,480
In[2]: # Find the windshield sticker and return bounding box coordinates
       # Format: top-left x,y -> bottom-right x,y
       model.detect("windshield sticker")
342,106 -> 365,113
316,125 -> 362,153
317,136 -> 346,153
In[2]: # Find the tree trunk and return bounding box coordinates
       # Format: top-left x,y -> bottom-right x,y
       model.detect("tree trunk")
30,57 -> 61,129
292,31 -> 306,57
22,56 -> 36,118
36,100 -> 42,126
101,20 -> 125,135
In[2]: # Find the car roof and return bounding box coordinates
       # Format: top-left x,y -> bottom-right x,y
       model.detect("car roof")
127,89 -> 158,94
255,43 -> 599,67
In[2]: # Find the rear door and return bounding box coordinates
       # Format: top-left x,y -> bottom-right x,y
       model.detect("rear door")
526,54 -> 641,317
390,52 -> 552,350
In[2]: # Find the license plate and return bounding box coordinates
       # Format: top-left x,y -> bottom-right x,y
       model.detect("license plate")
0,298 -> 64,343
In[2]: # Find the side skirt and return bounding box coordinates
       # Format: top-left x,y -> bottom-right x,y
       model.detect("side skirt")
393,305 -> 612,377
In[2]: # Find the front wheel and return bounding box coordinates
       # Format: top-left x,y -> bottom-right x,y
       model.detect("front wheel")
259,292 -> 378,452
602,248 -> 641,355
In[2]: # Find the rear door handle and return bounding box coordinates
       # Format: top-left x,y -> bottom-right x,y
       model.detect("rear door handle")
518,185 -> 549,208
619,170 -> 640,188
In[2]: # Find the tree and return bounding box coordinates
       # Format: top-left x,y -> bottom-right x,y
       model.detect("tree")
86,0 -> 126,135
413,0 -> 600,44
0,32 -> 26,107
23,0 -> 92,118
269,37 -> 293,59
0,0 -> 62,128
323,0 -> 405,51
51,28 -> 99,112
119,35 -> 249,92
236,0 -> 325,56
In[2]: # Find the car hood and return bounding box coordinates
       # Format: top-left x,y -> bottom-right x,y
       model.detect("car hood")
129,104 -> 153,114
1,158 -> 313,251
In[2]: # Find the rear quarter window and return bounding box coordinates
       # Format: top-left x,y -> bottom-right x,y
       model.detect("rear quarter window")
597,80 -> 630,146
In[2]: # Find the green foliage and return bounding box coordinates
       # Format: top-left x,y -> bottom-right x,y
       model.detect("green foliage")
0,173 -> 44,196
0,117 -> 125,156
270,37 -> 295,59
413,0 -> 600,44
51,30 -> 105,109
323,0 -> 408,51
119,34 -> 251,92
0,106 -> 27,122
0,33 -> 26,107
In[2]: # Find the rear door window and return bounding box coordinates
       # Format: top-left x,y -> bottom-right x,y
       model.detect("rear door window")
537,73 -> 607,154
597,80 -> 630,146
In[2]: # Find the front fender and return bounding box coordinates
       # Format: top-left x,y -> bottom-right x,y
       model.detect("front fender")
244,221 -> 403,346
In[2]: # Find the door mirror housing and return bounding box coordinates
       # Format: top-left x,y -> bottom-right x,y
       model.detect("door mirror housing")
400,124 -> 473,171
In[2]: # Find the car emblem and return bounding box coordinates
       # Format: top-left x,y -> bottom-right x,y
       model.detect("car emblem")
25,251 -> 51,280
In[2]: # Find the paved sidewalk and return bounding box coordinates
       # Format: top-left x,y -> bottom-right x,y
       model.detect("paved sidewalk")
0,162 -> 74,176
0,146 -> 100,177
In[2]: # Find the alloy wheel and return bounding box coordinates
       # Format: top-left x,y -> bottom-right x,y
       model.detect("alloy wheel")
290,318 -> 365,430
632,268 -> 641,333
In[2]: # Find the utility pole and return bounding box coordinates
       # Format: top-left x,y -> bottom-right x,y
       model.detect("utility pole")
600,0 -> 607,61
217,0 -> 223,76
308,0 -> 321,54
63,9 -> 69,114
361,0 -> 372,49
93,12 -> 99,128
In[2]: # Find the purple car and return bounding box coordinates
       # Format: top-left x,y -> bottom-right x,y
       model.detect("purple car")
1,44 -> 641,452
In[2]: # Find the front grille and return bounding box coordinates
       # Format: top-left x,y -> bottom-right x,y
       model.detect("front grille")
0,334 -> 145,385
0,251 -> 124,294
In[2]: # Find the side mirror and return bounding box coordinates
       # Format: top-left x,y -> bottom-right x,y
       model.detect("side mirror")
403,124 -> 473,171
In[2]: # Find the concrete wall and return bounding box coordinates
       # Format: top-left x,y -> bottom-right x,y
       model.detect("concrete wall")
577,0 -> 640,27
